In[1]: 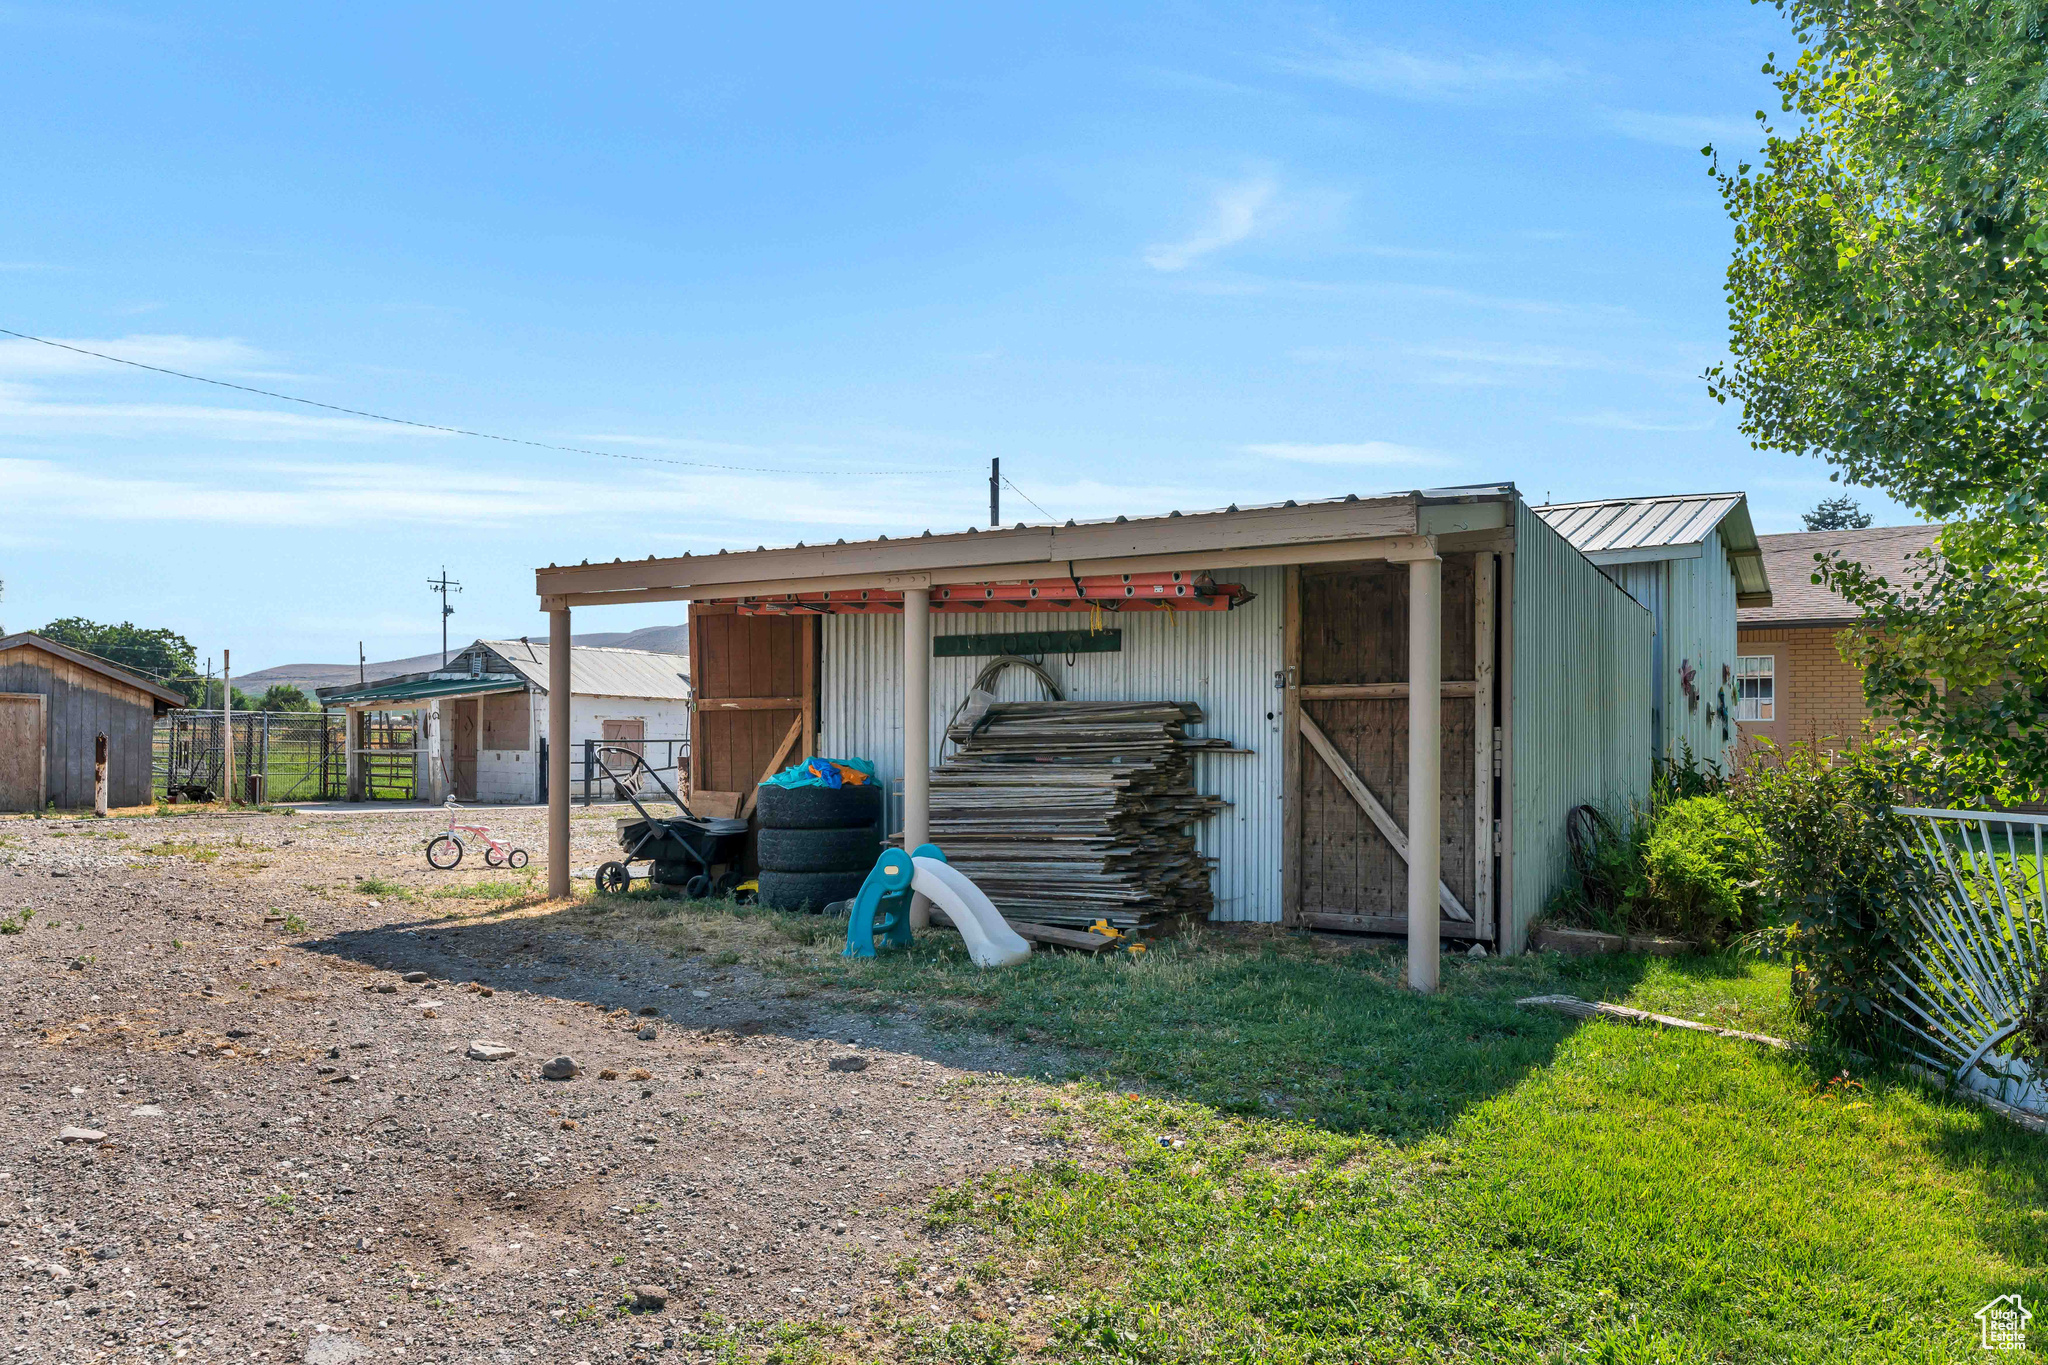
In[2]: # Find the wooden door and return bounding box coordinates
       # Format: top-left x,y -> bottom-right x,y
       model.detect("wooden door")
602,718 -> 645,798
451,698 -> 478,800
1288,557 -> 1494,940
0,694 -> 45,812
688,606 -> 817,818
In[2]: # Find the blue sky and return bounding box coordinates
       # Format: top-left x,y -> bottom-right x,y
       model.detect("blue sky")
0,2 -> 1912,670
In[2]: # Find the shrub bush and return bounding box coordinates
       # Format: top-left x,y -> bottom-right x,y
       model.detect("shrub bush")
1641,795 -> 1765,939
1728,739 -> 1935,1050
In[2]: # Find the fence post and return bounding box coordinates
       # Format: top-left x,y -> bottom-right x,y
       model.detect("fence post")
584,739 -> 594,807
93,733 -> 108,817
259,712 -> 270,805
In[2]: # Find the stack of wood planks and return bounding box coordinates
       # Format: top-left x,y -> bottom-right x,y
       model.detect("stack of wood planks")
926,699 -> 1226,930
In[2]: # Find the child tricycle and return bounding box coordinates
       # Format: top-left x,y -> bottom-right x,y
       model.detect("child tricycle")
426,799 -> 529,870
590,745 -> 749,897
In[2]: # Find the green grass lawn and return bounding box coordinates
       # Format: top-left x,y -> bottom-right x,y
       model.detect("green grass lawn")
567,895 -> 2048,1361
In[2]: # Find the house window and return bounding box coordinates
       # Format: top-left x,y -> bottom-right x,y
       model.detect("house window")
1735,655 -> 1774,722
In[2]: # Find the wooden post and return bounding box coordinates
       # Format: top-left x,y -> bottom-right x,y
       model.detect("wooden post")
346,708 -> 363,802
1281,564 -> 1301,924
903,585 -> 932,928
222,648 -> 234,807
93,732 -> 107,817
1497,549 -> 1519,953
547,605 -> 573,898
1407,553 -> 1442,993
1473,553 -> 1495,939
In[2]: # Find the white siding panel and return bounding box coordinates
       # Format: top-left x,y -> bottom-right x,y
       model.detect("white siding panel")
1510,504 -> 1654,949
820,566 -> 1286,921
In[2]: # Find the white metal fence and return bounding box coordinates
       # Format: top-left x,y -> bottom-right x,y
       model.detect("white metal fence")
1886,806 -> 2048,1109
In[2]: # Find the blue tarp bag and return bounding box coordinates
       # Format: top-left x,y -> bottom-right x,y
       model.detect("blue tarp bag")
761,756 -> 877,790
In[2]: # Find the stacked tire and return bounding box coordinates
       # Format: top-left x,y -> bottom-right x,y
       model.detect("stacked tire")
755,783 -> 883,912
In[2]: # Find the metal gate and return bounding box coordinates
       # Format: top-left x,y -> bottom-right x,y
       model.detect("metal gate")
152,712 -> 348,804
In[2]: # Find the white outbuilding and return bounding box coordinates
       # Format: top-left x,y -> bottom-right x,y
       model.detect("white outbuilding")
317,638 -> 691,804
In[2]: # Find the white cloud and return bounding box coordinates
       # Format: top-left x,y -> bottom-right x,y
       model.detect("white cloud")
1144,176 -> 1279,272
0,333 -> 273,378
0,387 -> 436,441
1276,44 -> 1570,100
1603,108 -> 1757,149
1242,441 -> 1447,466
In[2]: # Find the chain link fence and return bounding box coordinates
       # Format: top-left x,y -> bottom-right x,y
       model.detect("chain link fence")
152,712 -> 349,804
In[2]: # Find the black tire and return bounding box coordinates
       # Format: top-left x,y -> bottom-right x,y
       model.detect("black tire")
484,845 -> 506,868
755,782 -> 883,831
426,835 -> 463,870
757,825 -> 880,873
756,869 -> 868,912
508,849 -> 528,869
595,861 -> 632,895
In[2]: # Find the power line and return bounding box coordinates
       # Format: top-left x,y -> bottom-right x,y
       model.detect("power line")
0,327 -> 946,477
1002,475 -> 1056,521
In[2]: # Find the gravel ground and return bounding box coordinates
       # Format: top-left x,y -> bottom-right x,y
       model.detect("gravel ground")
0,807 -> 1085,1363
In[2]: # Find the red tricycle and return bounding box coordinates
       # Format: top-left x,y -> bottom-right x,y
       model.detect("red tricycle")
425,799 -> 528,870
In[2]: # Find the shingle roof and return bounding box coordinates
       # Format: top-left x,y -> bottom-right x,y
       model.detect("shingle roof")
1738,524 -> 1943,627
1533,492 -> 1771,605
480,641 -> 692,700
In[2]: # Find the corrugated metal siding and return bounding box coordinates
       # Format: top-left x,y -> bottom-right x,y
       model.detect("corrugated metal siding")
1607,561 -> 1668,759
820,566 -> 1286,922
1510,503 -> 1653,948
481,642 -> 693,700
1658,526 -> 1743,773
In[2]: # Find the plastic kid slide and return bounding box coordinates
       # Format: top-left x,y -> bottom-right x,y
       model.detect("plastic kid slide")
910,856 -> 1031,968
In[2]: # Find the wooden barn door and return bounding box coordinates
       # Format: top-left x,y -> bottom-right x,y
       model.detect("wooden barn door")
0,694 -> 46,812
1287,556 -> 1495,941
450,699 -> 478,800
687,605 -> 818,819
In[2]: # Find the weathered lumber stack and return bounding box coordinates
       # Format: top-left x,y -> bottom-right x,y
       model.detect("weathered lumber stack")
926,699 -> 1225,930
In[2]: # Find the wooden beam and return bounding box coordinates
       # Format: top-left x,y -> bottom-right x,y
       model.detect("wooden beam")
1300,910 -> 1491,942
693,696 -> 806,710
1298,681 -> 1479,700
736,714 -> 805,821
800,616 -> 818,764
540,533 -> 1447,610
1298,709 -> 1471,922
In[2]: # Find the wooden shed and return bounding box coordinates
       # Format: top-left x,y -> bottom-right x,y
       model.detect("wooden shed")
535,485 -> 1667,976
0,633 -> 186,812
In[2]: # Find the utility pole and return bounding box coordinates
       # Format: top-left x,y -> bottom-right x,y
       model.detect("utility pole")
990,457 -> 1000,527
358,642 -> 366,688
428,568 -> 463,667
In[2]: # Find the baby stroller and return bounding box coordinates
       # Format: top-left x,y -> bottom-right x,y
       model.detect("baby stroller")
590,745 -> 749,898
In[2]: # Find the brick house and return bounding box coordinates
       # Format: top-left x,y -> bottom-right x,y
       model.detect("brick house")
1734,523 -> 1941,753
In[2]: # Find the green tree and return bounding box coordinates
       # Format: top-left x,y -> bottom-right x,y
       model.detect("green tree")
39,617 -> 202,702
1710,2 -> 2048,784
257,683 -> 314,712
1801,495 -> 1872,531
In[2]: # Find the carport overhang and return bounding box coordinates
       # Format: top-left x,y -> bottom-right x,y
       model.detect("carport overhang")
531,485 -> 1521,992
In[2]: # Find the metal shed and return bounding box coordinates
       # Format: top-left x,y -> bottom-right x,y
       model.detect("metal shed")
1534,493 -> 1769,771
534,483 -> 1660,973
0,632 -> 185,811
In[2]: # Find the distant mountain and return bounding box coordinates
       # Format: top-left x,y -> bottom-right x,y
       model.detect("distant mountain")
239,623 -> 688,694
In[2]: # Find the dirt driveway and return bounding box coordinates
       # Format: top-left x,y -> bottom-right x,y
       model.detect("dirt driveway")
0,807 -> 1079,1363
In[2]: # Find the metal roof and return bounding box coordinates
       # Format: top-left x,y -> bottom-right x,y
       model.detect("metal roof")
479,640 -> 692,700
316,675 -> 528,707
0,632 -> 189,710
1533,492 -> 1772,606
536,484 -> 1522,607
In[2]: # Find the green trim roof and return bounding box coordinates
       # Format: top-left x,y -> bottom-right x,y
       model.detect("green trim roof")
318,674 -> 528,706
